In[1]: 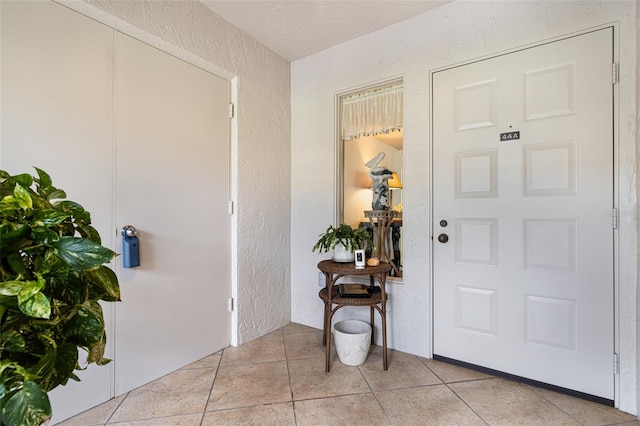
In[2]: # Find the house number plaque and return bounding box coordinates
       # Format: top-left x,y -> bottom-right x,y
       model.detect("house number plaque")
500,131 -> 520,141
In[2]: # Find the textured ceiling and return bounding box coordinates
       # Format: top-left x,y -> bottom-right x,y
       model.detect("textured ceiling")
200,1 -> 450,61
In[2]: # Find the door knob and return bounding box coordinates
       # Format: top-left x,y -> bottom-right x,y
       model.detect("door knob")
437,233 -> 449,243
121,225 -> 137,238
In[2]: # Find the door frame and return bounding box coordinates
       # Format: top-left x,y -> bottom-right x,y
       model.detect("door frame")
429,22 -> 621,407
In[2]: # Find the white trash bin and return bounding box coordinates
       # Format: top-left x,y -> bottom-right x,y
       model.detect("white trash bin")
333,320 -> 371,366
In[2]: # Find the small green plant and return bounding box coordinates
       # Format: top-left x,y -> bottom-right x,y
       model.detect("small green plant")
312,223 -> 372,253
0,168 -> 120,426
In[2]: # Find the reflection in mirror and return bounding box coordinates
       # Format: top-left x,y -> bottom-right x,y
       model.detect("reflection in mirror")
343,133 -> 403,277
338,80 -> 403,279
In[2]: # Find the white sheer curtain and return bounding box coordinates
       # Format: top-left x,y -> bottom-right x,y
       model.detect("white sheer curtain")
341,81 -> 403,142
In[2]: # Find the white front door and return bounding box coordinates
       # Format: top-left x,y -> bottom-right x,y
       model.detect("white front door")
432,28 -> 614,400
114,32 -> 231,395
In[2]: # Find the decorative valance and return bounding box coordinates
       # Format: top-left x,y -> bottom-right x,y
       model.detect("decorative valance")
341,81 -> 403,142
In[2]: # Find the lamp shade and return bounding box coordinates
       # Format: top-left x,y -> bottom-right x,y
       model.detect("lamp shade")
388,172 -> 403,189
367,172 -> 403,189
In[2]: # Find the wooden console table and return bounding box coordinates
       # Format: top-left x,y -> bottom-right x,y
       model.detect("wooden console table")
317,259 -> 391,372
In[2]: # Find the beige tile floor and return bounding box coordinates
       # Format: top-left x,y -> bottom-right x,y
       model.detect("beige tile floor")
59,323 -> 639,426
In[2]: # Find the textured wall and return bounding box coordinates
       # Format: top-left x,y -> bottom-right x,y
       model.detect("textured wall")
64,0 -> 292,345
291,0 -> 638,414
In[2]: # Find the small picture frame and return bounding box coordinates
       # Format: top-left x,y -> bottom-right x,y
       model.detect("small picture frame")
354,249 -> 365,269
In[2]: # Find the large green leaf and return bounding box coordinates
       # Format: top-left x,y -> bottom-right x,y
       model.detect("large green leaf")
0,281 -> 24,297
52,236 -> 115,270
46,343 -> 80,391
34,168 -> 51,190
31,209 -> 69,227
64,304 -> 104,347
83,301 -> 110,364
17,281 -> 51,319
1,381 -> 52,426
18,292 -> 51,319
13,184 -> 33,210
16,280 -> 43,300
46,189 -> 67,201
0,280 -> 21,306
84,266 -> 121,301
5,174 -> 33,189
87,337 -> 110,365
18,293 -> 51,319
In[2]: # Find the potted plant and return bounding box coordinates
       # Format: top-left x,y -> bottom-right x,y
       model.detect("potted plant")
312,223 -> 372,262
0,168 -> 120,426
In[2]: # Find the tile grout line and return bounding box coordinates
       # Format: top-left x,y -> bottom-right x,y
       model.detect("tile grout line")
523,384 -> 588,425
199,352 -> 224,425
358,354 -> 395,426
281,328 -> 300,425
291,390 -> 380,404
103,391 -> 129,425
419,357 -> 490,426
442,381 -> 490,426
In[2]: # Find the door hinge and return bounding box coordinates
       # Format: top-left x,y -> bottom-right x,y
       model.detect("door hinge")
612,63 -> 618,85
228,201 -> 234,215
228,297 -> 234,312
611,208 -> 618,229
613,353 -> 619,374
229,103 -> 235,119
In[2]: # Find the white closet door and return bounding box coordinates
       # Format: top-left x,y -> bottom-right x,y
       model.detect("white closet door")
0,1 -> 116,422
2,1 -> 232,420
114,33 -> 231,395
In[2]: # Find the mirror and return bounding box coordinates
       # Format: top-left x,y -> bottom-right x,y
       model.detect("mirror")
337,79 -> 403,279
341,131 -> 403,278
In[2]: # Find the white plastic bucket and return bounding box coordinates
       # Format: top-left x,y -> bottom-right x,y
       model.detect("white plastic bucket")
333,320 -> 371,366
